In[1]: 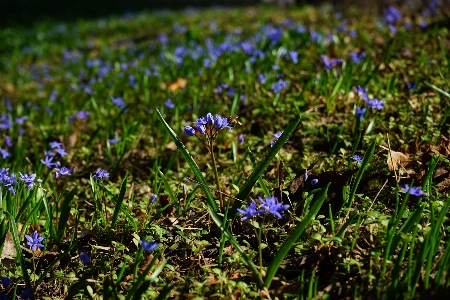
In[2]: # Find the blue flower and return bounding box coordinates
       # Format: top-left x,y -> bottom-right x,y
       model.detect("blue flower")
270,131 -> 285,147
237,201 -> 264,221
55,166 -> 74,178
19,173 -> 42,189
258,196 -> 290,219
258,74 -> 267,84
50,141 -> 63,149
366,99 -> 385,110
0,149 -> 9,160
55,148 -> 67,157
80,251 -> 90,264
93,168 -> 109,181
238,134 -> 244,144
401,185 -> 427,197
271,79 -> 289,93
111,97 -> 127,111
20,288 -> 32,300
0,277 -> 11,287
109,136 -> 119,144
321,55 -> 343,70
349,51 -> 366,64
25,230 -> 45,251
165,99 -> 175,109
351,155 -> 363,163
355,107 -> 366,122
311,179 -> 319,185
150,195 -> 157,203
184,126 -> 196,136
141,240 -> 159,252
289,51 -> 298,64
41,156 -> 56,168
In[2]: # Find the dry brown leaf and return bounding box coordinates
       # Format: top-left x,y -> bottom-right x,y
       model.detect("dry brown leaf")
167,78 -> 187,91
0,232 -> 16,260
387,150 -> 409,171
166,141 -> 177,151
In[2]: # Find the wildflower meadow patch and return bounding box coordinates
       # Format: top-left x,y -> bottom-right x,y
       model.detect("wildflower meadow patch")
0,2 -> 450,299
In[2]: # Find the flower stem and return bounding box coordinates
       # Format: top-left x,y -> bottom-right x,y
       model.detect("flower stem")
209,137 -> 223,210
254,225 -> 263,274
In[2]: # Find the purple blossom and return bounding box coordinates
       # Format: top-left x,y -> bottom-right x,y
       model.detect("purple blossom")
349,51 -> 366,64
150,195 -> 157,203
109,136 -> 119,144
0,148 -> 9,159
401,184 -> 427,197
25,230 -> 44,251
41,156 -> 57,168
388,24 -> 397,35
311,179 -> 319,185
3,135 -> 12,148
50,141 -> 63,149
383,6 -> 402,24
258,196 -> 290,219
184,126 -> 196,136
271,79 -> 289,93
80,251 -> 90,264
15,116 -> 27,125
55,166 -> 74,178
321,55 -> 343,70
55,148 -> 68,157
237,201 -> 264,221
0,115 -> 10,130
141,240 -> 159,252
238,134 -> 244,144
165,99 -> 175,109
19,172 -> 42,189
407,83 -> 416,90
93,168 -> 109,180
270,131 -> 285,147
258,74 -> 267,84
351,154 -> 363,163
355,107 -> 366,122
366,99 -> 385,110
111,96 -> 127,111
0,168 -> 17,194
289,51 -> 299,64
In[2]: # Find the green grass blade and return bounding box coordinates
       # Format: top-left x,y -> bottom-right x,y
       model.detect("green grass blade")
207,205 -> 263,286
264,183 -> 329,288
156,109 -> 219,212
6,211 -> 32,289
57,187 -> 77,241
98,184 -> 137,230
346,138 -> 376,207
336,213 -> 359,238
388,205 -> 424,257
229,116 -> 301,219
248,150 -> 270,197
158,170 -> 178,211
111,176 -> 128,230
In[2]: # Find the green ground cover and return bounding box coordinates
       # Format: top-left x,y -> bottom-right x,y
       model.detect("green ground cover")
0,2 -> 450,299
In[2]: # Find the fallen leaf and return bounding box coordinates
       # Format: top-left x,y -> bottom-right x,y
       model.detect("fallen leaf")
166,141 -> 177,151
387,150 -> 409,171
167,78 -> 187,91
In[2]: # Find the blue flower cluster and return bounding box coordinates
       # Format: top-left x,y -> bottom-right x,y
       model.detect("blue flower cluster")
353,85 -> 385,122
321,55 -> 343,70
184,113 -> 233,137
237,196 -> 290,221
40,142 -> 75,178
